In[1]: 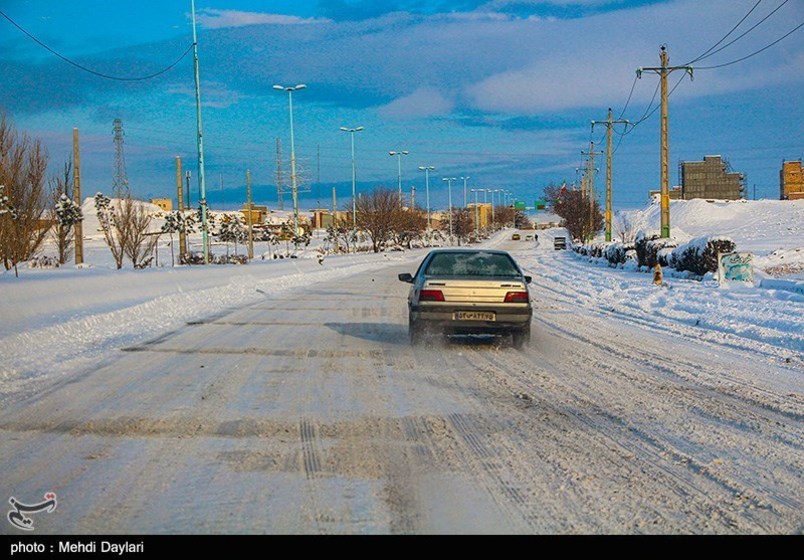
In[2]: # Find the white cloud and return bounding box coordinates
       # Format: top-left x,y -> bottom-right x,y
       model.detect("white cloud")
378,87 -> 455,119
166,82 -> 248,109
196,9 -> 331,29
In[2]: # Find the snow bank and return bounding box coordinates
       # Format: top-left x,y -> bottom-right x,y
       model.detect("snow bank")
0,251 -> 419,400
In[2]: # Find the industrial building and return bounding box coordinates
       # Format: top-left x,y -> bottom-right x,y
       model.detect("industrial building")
780,160 -> 804,200
679,155 -> 744,201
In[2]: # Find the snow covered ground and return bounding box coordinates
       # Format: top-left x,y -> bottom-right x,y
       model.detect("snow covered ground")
1,201 -> 802,533
2,199 -> 802,404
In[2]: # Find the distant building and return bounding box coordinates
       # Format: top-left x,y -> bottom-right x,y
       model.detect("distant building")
780,160 -> 804,200
310,209 -> 333,229
680,155 -> 744,200
648,186 -> 683,200
150,198 -> 172,212
467,203 -> 492,229
240,204 -> 268,224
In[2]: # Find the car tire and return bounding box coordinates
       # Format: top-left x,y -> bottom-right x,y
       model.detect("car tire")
512,325 -> 530,349
409,316 -> 425,345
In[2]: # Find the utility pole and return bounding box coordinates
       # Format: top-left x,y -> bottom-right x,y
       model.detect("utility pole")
316,144 -> 321,208
581,143 -> 603,241
410,185 -> 415,210
72,128 -> 83,265
191,0 -> 210,263
176,156 -> 187,257
185,170 -> 192,210
275,137 -> 284,210
581,142 -> 603,204
246,169 -> 253,260
592,109 -> 629,242
638,45 -> 693,238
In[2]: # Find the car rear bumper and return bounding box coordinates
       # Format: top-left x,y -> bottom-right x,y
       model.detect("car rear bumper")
411,303 -> 531,333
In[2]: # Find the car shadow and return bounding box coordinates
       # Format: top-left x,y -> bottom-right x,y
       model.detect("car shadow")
324,322 -> 410,345
441,334 -> 511,349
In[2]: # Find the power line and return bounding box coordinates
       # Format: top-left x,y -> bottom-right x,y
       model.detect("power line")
686,0 -> 763,65
0,9 -> 193,81
695,20 -> 804,69
690,0 -> 792,64
617,74 -> 639,121
613,74 -> 688,155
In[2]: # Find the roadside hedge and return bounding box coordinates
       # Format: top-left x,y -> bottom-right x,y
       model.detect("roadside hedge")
575,234 -> 736,278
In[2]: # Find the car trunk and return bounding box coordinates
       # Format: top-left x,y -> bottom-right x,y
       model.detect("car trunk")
423,278 -> 527,304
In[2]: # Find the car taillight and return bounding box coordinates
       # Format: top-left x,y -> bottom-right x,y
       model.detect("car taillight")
419,289 -> 445,302
504,291 -> 529,303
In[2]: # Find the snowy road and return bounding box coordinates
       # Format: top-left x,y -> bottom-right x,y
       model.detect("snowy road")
1,235 -> 801,534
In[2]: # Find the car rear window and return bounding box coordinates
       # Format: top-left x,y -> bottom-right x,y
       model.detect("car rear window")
424,252 -> 521,277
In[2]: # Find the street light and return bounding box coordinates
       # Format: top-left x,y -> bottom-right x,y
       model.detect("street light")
418,166 -> 435,241
340,126 -> 364,235
273,83 -> 306,239
491,189 -> 501,228
442,177 -> 456,243
389,150 -> 409,204
460,176 -> 470,207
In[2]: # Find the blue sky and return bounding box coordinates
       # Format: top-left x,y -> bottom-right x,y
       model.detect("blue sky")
1,0 -> 802,211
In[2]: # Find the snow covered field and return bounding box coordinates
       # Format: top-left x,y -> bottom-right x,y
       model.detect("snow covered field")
630,198 -> 804,281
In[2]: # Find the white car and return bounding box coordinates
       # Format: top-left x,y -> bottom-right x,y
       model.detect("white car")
398,249 -> 533,347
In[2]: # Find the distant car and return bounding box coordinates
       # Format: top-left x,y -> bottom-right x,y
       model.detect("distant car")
511,234 -> 521,240
525,235 -> 533,241
398,249 -> 533,348
554,236 -> 566,250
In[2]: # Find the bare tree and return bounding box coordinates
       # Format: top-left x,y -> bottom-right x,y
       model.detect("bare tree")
442,207 -> 473,246
544,183 -> 603,242
0,113 -> 50,275
390,208 -> 426,249
95,190 -> 158,269
355,187 -> 401,253
326,215 -> 355,253
121,196 -> 158,268
613,210 -> 644,243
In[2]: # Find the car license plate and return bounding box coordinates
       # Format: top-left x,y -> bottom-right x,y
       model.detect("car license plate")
454,311 -> 495,321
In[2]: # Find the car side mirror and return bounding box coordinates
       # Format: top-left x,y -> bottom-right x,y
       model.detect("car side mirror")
524,276 -> 532,284
398,273 -> 414,283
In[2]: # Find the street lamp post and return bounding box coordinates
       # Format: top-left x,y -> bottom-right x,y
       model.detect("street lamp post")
442,177 -> 456,244
491,189 -> 500,228
460,176 -> 470,207
340,126 -> 364,236
389,150 -> 409,204
273,83 -> 306,240
418,166 -> 435,242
